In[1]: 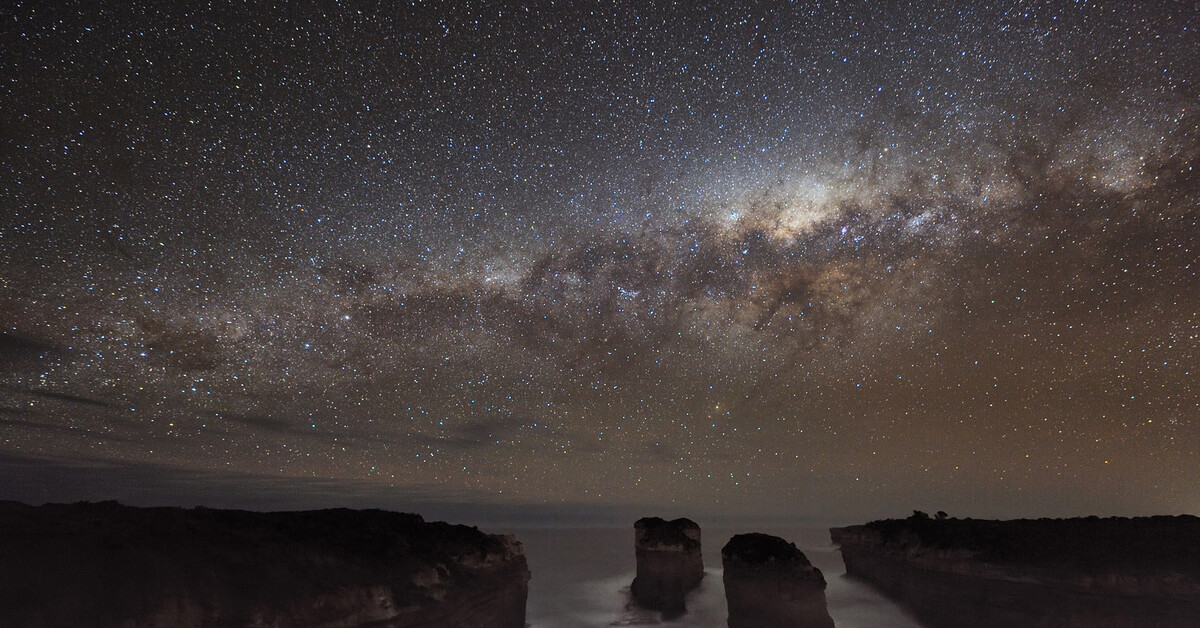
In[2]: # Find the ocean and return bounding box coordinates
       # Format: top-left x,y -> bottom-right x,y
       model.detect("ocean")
508,524 -> 923,627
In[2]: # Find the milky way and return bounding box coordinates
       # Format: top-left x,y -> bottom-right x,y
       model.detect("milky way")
2,1 -> 1197,520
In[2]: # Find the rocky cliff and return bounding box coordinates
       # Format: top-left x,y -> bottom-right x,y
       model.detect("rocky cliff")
0,500 -> 530,628
832,514 -> 1200,628
630,516 -> 704,618
721,532 -> 834,628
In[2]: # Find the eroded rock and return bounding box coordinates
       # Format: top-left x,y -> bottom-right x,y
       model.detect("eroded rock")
630,516 -> 704,618
721,532 -> 834,628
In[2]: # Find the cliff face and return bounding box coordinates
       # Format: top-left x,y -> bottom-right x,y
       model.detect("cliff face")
630,516 -> 704,618
0,501 -> 529,628
832,515 -> 1200,628
721,532 -> 834,628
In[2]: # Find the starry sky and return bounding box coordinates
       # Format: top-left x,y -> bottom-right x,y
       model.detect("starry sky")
1,1 -> 1197,523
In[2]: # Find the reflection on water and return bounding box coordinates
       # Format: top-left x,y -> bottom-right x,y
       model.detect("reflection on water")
511,525 -> 923,628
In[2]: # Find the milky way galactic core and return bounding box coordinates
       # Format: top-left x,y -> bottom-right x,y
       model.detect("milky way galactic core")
1,1 -> 1197,518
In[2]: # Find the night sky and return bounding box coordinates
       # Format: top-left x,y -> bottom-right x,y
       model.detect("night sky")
2,1 -> 1197,522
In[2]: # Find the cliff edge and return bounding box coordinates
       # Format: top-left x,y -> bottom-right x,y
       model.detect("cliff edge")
832,513 -> 1200,628
0,500 -> 530,628
630,516 -> 704,618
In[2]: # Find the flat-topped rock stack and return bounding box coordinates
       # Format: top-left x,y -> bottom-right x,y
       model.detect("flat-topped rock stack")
0,500 -> 530,628
721,532 -> 834,628
630,516 -> 704,618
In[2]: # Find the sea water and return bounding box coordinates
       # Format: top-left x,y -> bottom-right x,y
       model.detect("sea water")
510,524 -> 923,628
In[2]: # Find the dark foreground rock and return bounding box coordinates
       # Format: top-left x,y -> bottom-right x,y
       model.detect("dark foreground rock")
630,516 -> 704,618
832,514 -> 1200,628
721,532 -> 834,628
0,500 -> 530,628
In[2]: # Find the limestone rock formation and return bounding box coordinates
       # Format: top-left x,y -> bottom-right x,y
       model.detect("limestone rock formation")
0,500 -> 530,628
832,514 -> 1200,628
721,532 -> 834,628
630,516 -> 704,618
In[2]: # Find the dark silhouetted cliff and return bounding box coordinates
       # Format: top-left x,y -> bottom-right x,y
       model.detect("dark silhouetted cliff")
0,500 -> 530,628
721,532 -> 834,628
832,514 -> 1200,628
630,516 -> 704,618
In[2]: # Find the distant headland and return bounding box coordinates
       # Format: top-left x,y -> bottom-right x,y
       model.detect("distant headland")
832,511 -> 1200,627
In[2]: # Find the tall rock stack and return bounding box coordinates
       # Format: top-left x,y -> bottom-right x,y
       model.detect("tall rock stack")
630,516 -> 704,618
721,532 -> 834,628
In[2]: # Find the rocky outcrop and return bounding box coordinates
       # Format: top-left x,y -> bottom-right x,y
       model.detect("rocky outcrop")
832,514 -> 1200,628
630,516 -> 704,618
0,500 -> 530,628
721,532 -> 834,628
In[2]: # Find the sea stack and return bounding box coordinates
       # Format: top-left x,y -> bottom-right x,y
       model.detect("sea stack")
721,532 -> 834,628
630,516 -> 704,618
0,501 -> 530,628
832,513 -> 1200,628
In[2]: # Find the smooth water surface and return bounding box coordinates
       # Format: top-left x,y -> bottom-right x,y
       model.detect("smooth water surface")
509,524 -> 923,628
